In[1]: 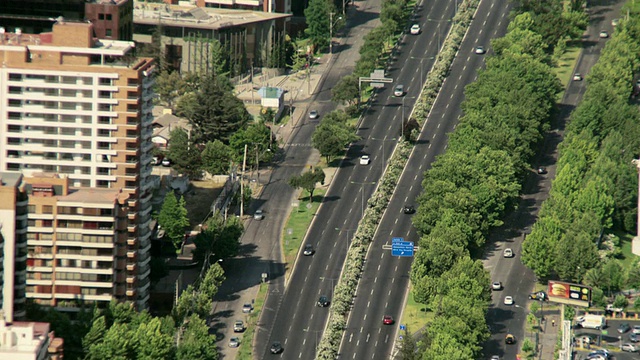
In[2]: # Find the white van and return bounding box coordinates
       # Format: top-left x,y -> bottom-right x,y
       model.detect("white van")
579,314 -> 606,330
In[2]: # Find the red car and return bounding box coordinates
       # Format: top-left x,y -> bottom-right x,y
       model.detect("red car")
383,315 -> 394,325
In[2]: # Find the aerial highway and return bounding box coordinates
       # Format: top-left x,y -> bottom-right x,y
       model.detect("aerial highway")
338,0 -> 513,358
256,0 -> 464,358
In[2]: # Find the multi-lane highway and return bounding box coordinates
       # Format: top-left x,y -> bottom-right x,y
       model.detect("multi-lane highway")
482,0 -> 625,358
338,0 -> 513,358
256,0 -> 462,358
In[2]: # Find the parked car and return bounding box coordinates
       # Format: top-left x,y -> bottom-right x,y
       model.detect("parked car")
612,18 -> 620,27
383,315 -> 394,325
161,158 -> 171,167
229,337 -> 240,348
503,248 -> 514,258
607,304 -> 624,313
309,110 -> 319,119
360,155 -> 371,165
410,24 -> 420,35
303,244 -> 315,256
492,282 -> 503,291
233,320 -> 245,332
632,325 -> 640,335
537,166 -> 547,174
475,46 -> 486,54
622,343 -> 638,352
618,322 -> 631,334
528,291 -> 547,301
242,303 -> 253,313
254,209 -> 264,220
572,73 -> 583,81
599,30 -> 609,38
270,341 -> 283,354
630,333 -> 640,342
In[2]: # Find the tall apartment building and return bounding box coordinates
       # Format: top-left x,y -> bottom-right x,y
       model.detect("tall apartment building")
0,21 -> 155,310
0,0 -> 133,40
0,172 -> 28,322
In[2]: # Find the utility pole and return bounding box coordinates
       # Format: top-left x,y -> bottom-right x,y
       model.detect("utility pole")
240,144 -> 247,217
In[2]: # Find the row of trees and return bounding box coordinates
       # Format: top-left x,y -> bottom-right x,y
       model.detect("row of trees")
406,0 -> 587,356
522,11 -> 640,282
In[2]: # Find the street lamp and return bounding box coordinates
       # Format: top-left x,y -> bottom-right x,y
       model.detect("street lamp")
329,12 -> 343,55
370,137 -> 397,170
401,96 -> 418,139
335,227 -> 356,254
426,18 -> 453,50
303,328 -> 322,358
410,56 -> 436,85
350,181 -> 376,217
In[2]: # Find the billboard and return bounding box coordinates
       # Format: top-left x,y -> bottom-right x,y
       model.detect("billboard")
547,281 -> 591,307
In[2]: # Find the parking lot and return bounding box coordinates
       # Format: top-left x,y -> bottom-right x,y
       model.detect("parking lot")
574,318 -> 640,359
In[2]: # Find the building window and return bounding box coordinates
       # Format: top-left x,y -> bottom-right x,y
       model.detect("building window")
99,14 -> 105,20
42,205 -> 53,214
106,29 -> 112,37
106,14 -> 112,21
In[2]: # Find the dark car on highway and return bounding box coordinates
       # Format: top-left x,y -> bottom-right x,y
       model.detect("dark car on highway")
317,295 -> 330,307
270,341 -> 283,354
403,205 -> 415,214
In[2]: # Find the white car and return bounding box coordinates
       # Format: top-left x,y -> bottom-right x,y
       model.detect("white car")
360,155 -> 370,165
632,325 -> 640,335
622,343 -> 638,352
491,282 -> 503,291
228,337 -> 240,348
572,73 -> 583,81
254,209 -> 264,220
309,110 -> 319,119
475,46 -> 486,54
503,248 -> 513,258
410,24 -> 420,35
599,30 -> 609,38
504,296 -> 514,305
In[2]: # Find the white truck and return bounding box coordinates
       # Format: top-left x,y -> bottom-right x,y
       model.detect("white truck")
579,314 -> 607,330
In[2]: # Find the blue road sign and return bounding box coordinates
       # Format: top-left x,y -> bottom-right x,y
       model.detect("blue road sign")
391,241 -> 414,257
392,237 -> 404,243
400,324 -> 406,331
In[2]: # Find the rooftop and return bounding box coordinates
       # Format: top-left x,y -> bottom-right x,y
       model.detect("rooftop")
0,172 -> 23,188
58,188 -> 124,205
134,5 -> 290,30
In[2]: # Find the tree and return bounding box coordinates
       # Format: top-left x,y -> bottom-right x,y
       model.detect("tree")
304,0 -> 333,51
172,285 -> 212,324
133,317 -> 175,360
312,114 -> 359,162
613,294 -> 628,311
259,107 -> 276,123
155,70 -> 185,109
83,316 -> 107,354
229,122 -> 274,165
201,140 -> 233,175
288,167 -> 326,201
86,322 -> 135,360
179,73 -> 251,144
331,75 -> 359,106
158,192 -> 190,249
200,263 -> 226,299
396,328 -> 420,360
626,260 -> 640,290
166,128 -> 203,179
176,315 -> 218,360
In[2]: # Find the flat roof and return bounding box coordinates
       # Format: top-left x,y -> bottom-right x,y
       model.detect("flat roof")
0,172 -> 23,187
58,188 -> 121,205
133,5 -> 290,31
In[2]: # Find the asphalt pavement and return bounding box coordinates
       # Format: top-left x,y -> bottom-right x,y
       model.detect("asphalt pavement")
481,0 -> 625,359
338,0 -> 514,358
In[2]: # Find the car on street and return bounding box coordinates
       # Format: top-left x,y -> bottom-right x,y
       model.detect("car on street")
503,248 -> 514,258
309,110 -> 319,119
303,244 -> 315,256
491,281 -> 503,291
394,84 -> 405,97
588,349 -> 610,358
618,322 -> 631,334
631,333 -> 640,342
254,209 -> 264,220
270,341 -> 283,354
587,355 -> 607,360
233,320 -> 245,332
505,334 -> 516,345
229,337 -> 240,348
528,291 -> 547,301
403,205 -> 415,214
475,46 -> 486,54
490,356 -> 499,360
317,295 -> 330,307
410,24 -> 420,35
504,296 -> 514,305
537,166 -> 547,174
572,73 -> 583,81
612,18 -> 620,27
242,303 -> 253,313
577,334 -> 594,344
161,158 -> 171,167
632,325 -> 640,335
622,343 -> 638,352
383,315 -> 394,325
360,155 -> 370,165
599,30 -> 609,38
607,304 -> 625,313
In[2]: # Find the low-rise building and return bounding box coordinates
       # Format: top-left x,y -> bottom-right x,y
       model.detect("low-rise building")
0,319 -> 63,360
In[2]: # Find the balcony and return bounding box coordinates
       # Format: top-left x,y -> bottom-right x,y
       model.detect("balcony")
127,250 -> 137,259
126,262 -> 137,272
126,288 -> 136,297
127,237 -> 136,246
126,275 -> 136,284
127,212 -> 138,222
127,224 -> 137,233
